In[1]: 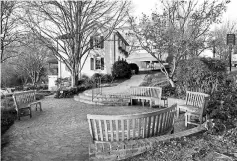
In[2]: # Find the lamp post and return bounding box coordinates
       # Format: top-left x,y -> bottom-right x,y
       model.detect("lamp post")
212,36 -> 216,58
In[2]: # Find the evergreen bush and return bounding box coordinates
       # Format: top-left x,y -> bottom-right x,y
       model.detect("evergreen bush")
175,57 -> 227,95
112,60 -> 132,79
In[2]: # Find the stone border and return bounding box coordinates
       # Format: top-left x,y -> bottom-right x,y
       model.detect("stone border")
89,124 -> 206,161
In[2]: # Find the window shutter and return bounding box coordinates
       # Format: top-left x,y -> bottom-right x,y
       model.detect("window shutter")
90,37 -> 93,49
101,57 -> 104,70
118,38 -> 120,47
90,58 -> 94,70
100,36 -> 104,49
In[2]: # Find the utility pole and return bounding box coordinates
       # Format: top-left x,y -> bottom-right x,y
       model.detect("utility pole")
229,44 -> 232,72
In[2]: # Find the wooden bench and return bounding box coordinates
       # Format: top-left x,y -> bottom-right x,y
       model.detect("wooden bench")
87,104 -> 176,159
129,86 -> 162,108
13,90 -> 42,120
87,104 -> 176,142
177,91 -> 210,126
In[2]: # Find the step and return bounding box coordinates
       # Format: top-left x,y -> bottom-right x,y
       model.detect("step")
74,92 -> 131,106
74,94 -> 104,105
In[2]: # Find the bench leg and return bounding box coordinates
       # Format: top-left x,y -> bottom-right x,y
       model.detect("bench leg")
177,107 -> 180,118
185,113 -> 188,127
29,107 -> 32,118
39,102 -> 42,111
17,111 -> 20,120
142,99 -> 144,107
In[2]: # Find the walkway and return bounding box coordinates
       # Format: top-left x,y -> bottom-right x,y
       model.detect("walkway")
1,97 -> 175,161
85,74 -> 146,95
1,74 -> 186,161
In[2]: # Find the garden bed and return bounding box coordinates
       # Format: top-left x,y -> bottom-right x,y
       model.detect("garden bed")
129,126 -> 237,161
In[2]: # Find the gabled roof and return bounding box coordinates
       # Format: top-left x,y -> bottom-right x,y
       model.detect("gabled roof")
116,31 -> 129,46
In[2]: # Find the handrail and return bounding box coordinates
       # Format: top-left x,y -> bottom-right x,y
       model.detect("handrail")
92,77 -> 102,101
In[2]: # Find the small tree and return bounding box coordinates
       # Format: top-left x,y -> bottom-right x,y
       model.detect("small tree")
129,0 -> 228,87
15,33 -> 50,86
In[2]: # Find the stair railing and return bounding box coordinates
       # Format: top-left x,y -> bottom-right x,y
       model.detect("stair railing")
92,77 -> 102,101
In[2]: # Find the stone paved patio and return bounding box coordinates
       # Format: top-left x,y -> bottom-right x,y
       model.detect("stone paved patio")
1,96 -> 186,161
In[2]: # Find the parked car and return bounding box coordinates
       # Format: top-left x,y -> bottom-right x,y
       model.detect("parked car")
129,63 -> 139,74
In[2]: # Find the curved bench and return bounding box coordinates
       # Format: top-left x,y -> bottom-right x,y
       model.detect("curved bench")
87,104 -> 177,160
129,86 -> 163,107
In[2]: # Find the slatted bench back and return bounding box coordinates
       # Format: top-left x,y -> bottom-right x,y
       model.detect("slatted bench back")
13,90 -> 36,108
185,91 -> 209,108
87,104 -> 176,142
129,86 -> 162,99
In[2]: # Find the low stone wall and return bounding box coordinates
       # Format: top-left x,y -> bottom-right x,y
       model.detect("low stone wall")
89,124 -> 206,161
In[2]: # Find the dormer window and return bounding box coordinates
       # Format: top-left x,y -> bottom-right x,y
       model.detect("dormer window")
90,36 -> 104,49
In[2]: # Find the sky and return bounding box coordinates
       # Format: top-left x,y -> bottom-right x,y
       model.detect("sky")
131,0 -> 237,22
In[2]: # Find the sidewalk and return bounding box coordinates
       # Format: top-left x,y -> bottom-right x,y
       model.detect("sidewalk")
85,74 -> 146,95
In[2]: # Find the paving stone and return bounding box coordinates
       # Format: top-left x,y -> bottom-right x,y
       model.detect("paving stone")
1,97 -> 187,160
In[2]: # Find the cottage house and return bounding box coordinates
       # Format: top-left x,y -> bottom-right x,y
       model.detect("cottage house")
48,31 -> 129,90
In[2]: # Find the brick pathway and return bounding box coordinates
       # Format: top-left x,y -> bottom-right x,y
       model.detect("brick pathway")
2,96 -> 177,161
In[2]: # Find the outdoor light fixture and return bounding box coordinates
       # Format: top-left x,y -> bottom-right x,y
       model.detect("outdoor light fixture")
212,36 -> 216,58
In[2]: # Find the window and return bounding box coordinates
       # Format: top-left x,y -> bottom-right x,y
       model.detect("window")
90,58 -> 94,70
91,57 -> 104,70
95,58 -> 101,69
90,36 -> 104,49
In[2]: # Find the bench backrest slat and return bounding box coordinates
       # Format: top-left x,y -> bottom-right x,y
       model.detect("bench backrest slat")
87,104 -> 176,142
185,91 -> 210,116
185,91 -> 209,108
13,90 -> 36,109
129,86 -> 162,99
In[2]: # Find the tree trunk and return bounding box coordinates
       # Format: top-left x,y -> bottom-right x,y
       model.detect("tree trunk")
168,78 -> 175,87
71,72 -> 79,87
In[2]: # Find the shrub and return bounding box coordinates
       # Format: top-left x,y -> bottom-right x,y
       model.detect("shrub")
207,78 -> 237,123
54,87 -> 78,98
129,63 -> 139,74
78,74 -> 91,85
162,85 -> 179,98
54,83 -> 93,99
175,57 -> 227,95
112,60 -> 132,79
101,74 -> 113,83
1,98 -> 16,135
55,77 -> 71,87
35,93 -> 45,100
90,73 -> 103,83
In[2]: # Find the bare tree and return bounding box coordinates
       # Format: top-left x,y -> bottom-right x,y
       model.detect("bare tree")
129,0 -> 228,87
22,0 -> 131,87
15,33 -> 50,86
0,1 -> 24,63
